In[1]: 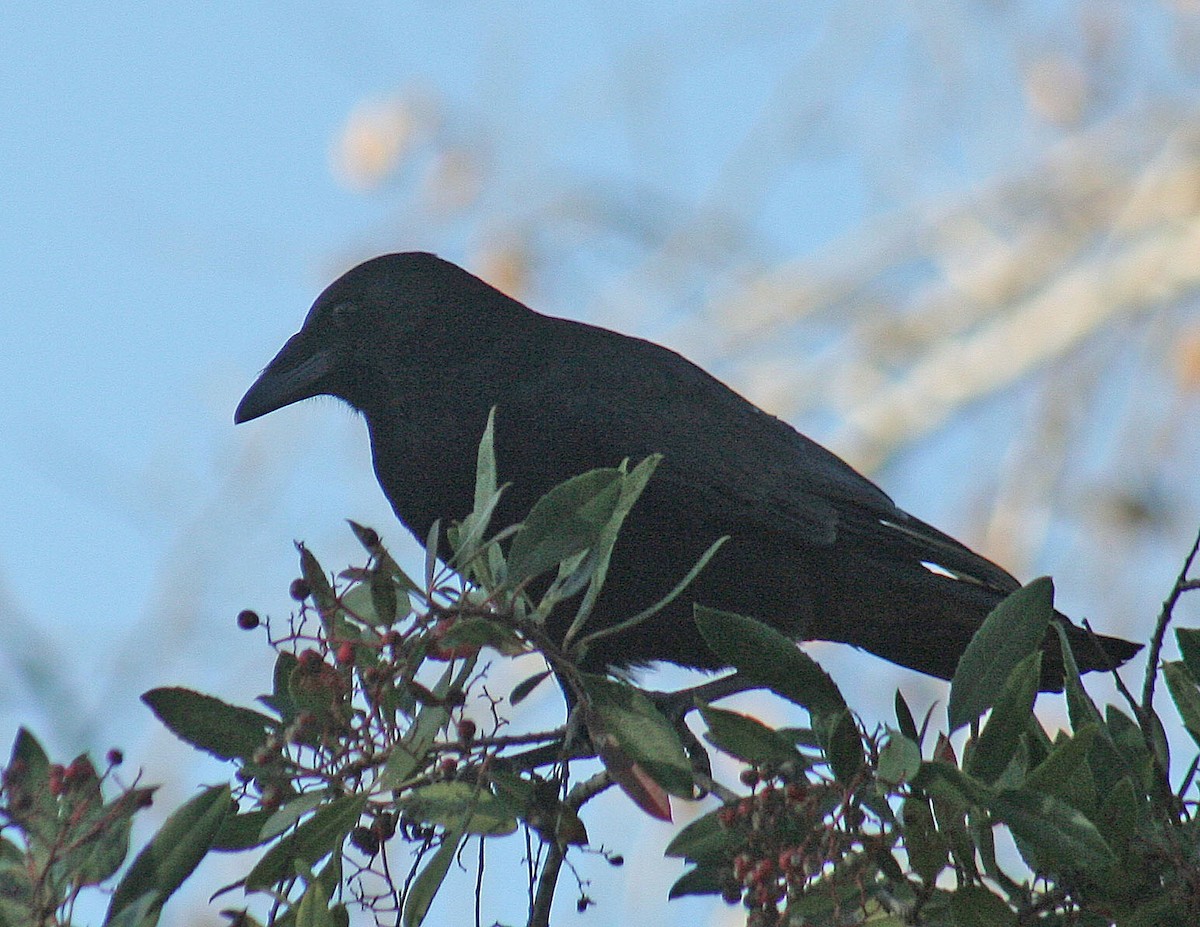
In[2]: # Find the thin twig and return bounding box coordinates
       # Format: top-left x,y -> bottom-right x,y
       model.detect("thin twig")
1141,526 -> 1200,715
529,771 -> 612,927
529,841 -> 563,927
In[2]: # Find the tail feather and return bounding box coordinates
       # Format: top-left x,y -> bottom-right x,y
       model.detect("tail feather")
1039,619 -> 1142,691
813,554 -> 1141,692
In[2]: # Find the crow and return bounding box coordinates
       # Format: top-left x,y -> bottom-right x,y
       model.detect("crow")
235,252 -> 1139,690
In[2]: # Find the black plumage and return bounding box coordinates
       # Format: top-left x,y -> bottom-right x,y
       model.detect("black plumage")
235,252 -> 1140,689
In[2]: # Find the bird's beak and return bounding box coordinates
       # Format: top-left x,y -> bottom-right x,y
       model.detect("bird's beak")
234,332 -> 333,423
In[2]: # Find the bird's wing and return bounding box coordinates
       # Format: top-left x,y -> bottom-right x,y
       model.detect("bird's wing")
526,319 -> 1020,592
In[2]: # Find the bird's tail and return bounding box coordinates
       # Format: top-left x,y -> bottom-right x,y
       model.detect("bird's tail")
1039,620 -> 1142,692
811,556 -> 1140,692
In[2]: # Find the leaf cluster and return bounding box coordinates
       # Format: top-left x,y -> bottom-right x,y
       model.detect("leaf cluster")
3,413 -> 1198,927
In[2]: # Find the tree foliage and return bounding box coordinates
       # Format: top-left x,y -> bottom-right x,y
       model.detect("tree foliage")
3,420 -> 1200,926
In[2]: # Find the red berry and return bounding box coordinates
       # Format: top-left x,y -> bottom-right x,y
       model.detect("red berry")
289,578 -> 311,601
336,641 -> 355,665
237,609 -> 260,630
298,648 -> 323,670
106,748 -> 123,767
740,767 -> 760,787
457,718 -> 477,742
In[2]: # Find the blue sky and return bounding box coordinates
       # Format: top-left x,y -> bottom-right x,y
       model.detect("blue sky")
3,2 -> 1198,924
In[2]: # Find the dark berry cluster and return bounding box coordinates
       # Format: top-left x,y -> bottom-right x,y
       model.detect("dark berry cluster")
715,765 -> 889,925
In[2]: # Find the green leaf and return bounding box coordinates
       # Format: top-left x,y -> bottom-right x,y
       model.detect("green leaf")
894,689 -> 919,744
507,468 -> 624,585
245,795 -> 366,891
1105,704 -> 1152,776
668,864 -> 724,899
918,760 -> 995,808
76,789 -> 148,885
1023,725 -> 1098,811
488,769 -> 588,845
510,670 -> 552,705
573,534 -> 727,654
5,728 -> 57,836
451,410 -> 508,580
368,568 -> 398,626
260,792 -> 329,843
7,727 -> 49,785
901,796 -> 946,884
346,519 -> 378,552
919,761 -> 983,881
581,675 -> 693,798
699,706 -> 806,766
423,519 -> 441,593
103,893 -> 160,927
338,582 -> 381,626
567,454 -> 662,631
378,665 -> 455,790
822,709 -> 865,783
402,826 -> 464,927
298,543 -> 342,635
398,782 -> 518,836
348,521 -> 419,595
212,809 -> 276,851
877,734 -> 922,785
1177,628 -> 1200,682
142,688 -> 275,762
1095,775 -> 1141,849
260,651 -> 300,723
295,879 -> 335,927
1164,660 -> 1200,748
107,785 -> 232,922
474,407 -> 498,510
664,809 -> 737,862
948,884 -> 1017,926
436,617 -> 525,656
1052,621 -> 1102,732
991,787 -> 1116,874
949,577 -> 1054,732
966,651 -> 1041,785
693,607 -> 846,718
1022,712 -> 1052,769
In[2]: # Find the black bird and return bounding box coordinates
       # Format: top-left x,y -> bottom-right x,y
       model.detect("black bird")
236,252 -> 1140,690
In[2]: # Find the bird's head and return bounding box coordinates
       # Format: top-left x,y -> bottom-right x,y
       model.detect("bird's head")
235,252 -> 502,423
